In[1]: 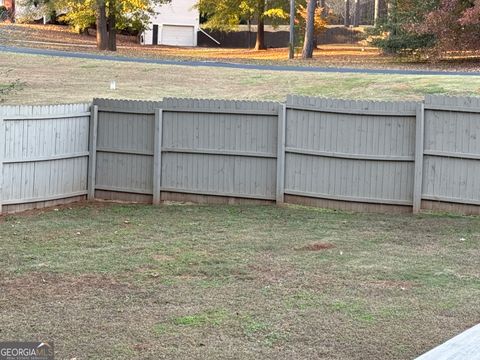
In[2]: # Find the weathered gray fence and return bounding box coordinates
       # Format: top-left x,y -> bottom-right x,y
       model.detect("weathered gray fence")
92,98 -> 162,202
1,95 -> 480,215
91,98 -> 281,204
420,95 -> 480,212
159,98 -> 281,203
283,96 -> 418,212
0,103 -> 90,213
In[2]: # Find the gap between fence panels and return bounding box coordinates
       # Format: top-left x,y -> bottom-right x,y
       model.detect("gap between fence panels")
1,95 -> 480,216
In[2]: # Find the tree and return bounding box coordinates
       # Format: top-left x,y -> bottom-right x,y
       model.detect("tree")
97,0 -> 108,50
298,1 -> 327,58
107,0 -> 116,51
319,0 -> 327,16
24,0 -> 168,51
417,0 -> 480,55
353,0 -> 360,26
344,0 -> 350,26
302,0 -> 317,58
371,0 -> 438,55
374,0 -> 387,26
197,0 -> 288,50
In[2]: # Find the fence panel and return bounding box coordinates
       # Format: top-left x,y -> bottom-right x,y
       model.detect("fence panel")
422,95 -> 480,207
160,98 -> 280,201
92,99 -> 162,200
0,103 -> 90,213
2,95 -> 480,215
284,96 -> 418,209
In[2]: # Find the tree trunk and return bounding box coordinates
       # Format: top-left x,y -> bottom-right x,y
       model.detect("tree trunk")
374,0 -> 387,26
255,18 -> 266,50
319,0 -> 327,17
353,0 -> 360,27
302,0 -> 316,59
108,0 -> 117,51
344,0 -> 350,26
96,0 -> 108,50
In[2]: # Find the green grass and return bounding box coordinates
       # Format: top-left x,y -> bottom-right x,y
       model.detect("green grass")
172,309 -> 228,327
0,203 -> 479,359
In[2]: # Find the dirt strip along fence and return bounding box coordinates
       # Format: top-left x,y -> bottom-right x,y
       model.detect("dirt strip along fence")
1,95 -> 480,215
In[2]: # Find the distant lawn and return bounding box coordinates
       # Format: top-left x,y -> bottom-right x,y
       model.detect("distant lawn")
1,203 -> 479,359
1,52 -> 480,104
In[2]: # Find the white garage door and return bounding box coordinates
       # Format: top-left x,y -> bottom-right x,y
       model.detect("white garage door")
161,25 -> 195,46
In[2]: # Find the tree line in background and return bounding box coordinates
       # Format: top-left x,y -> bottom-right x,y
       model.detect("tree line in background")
197,0 -> 480,58
197,0 -> 327,56
15,0 -> 480,59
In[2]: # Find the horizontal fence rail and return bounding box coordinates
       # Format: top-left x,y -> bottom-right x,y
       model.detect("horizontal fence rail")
1,95 -> 480,215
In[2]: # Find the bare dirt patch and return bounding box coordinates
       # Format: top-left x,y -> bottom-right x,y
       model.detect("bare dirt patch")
0,272 -> 131,299
299,242 -> 336,251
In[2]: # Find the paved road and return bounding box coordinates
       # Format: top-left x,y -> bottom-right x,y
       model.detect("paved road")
1,45 -> 480,76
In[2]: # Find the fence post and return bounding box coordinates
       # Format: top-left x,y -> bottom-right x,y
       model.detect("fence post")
153,108 -> 163,205
276,104 -> 286,204
0,116 -> 4,215
413,102 -> 425,213
87,105 -> 98,200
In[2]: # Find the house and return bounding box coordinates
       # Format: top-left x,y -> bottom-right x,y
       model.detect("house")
141,0 -> 199,47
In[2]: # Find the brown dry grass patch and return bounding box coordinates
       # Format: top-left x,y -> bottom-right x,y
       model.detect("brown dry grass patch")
299,242 -> 336,251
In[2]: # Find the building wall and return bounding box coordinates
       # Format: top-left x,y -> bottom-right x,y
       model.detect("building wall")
142,0 -> 199,46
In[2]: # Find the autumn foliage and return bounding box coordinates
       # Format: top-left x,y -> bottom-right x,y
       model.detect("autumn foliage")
417,0 -> 480,54
374,0 -> 480,58
295,4 -> 328,44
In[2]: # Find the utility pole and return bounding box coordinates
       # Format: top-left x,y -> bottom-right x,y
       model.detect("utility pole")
289,0 -> 295,59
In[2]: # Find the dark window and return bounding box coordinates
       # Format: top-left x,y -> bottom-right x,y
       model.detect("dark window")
152,24 -> 159,45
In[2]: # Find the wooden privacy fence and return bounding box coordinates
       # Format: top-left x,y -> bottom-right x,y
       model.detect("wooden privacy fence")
91,98 -> 162,202
1,95 -> 480,215
284,96 -> 418,211
0,103 -> 91,214
420,96 -> 480,212
91,98 -> 281,204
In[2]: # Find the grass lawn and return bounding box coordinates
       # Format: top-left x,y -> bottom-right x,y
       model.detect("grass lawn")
1,52 -> 480,104
0,203 -> 479,359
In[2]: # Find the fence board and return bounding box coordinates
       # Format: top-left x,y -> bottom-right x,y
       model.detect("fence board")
153,109 -> 163,205
413,103 -> 425,213
88,105 -> 98,200
0,117 -> 4,214
276,104 -> 286,203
